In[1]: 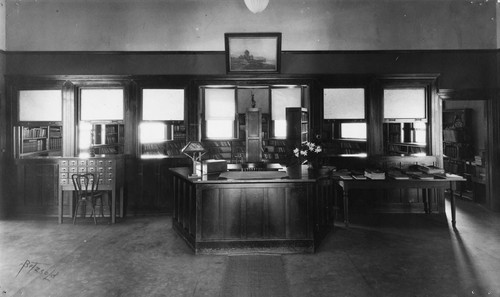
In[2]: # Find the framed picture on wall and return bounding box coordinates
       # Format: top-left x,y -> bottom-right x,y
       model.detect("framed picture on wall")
225,33 -> 281,74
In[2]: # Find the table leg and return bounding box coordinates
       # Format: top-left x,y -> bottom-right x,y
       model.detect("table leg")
58,189 -> 63,224
427,189 -> 432,214
112,188 -> 116,224
343,189 -> 349,227
422,188 -> 428,214
450,183 -> 456,227
120,186 -> 124,218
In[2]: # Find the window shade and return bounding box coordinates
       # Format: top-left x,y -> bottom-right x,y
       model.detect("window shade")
271,88 -> 301,120
323,88 -> 365,119
384,88 -> 426,119
205,88 -> 236,120
19,90 -> 62,122
80,89 -> 124,121
143,89 -> 184,121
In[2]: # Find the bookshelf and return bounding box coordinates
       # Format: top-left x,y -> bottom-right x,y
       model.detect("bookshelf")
443,109 -> 475,198
323,139 -> 367,156
15,125 -> 63,157
246,108 -> 262,162
203,140 -> 233,160
383,122 -> 427,156
232,140 -> 245,163
262,139 -> 287,161
286,107 -> 308,150
386,142 -> 426,156
140,123 -> 187,157
91,123 -> 124,155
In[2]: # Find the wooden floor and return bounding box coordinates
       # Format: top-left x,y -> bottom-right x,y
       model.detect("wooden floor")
1,197 -> 499,297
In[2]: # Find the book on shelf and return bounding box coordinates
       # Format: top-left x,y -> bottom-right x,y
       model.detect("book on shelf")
23,127 -> 47,138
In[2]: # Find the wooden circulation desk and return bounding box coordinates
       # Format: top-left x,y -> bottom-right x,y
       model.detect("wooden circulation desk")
336,176 -> 466,228
170,167 -> 334,254
58,157 -> 124,224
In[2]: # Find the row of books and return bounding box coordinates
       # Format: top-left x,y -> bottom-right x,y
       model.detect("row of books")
332,165 -> 448,181
49,138 -> 62,150
49,127 -> 62,138
22,127 -> 47,139
263,139 -> 287,147
23,139 -> 45,153
142,141 -> 186,156
262,152 -> 287,160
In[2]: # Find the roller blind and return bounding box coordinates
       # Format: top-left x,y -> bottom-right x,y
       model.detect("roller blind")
205,88 -> 236,120
384,88 -> 426,119
271,88 -> 301,120
19,90 -> 62,122
80,89 -> 124,121
143,89 -> 184,121
323,88 -> 365,119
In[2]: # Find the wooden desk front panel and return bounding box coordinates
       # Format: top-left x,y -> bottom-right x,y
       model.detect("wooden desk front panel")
171,172 -> 333,254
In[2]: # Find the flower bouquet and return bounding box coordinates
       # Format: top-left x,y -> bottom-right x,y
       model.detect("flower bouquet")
292,141 -> 323,169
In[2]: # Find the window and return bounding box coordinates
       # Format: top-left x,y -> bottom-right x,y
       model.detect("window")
271,87 -> 301,138
78,88 -> 125,157
139,88 -> 186,157
204,88 -> 236,139
382,87 -> 428,156
341,123 -> 367,139
322,88 -> 367,156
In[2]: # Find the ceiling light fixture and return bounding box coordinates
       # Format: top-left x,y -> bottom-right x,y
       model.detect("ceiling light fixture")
244,0 -> 269,13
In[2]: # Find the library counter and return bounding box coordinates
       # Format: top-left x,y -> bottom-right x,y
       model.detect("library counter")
170,167 -> 334,254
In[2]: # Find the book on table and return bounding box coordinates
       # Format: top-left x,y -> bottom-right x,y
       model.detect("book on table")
387,170 -> 410,180
364,169 -> 386,180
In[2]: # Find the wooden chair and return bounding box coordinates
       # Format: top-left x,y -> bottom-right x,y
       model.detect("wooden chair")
71,173 -> 107,224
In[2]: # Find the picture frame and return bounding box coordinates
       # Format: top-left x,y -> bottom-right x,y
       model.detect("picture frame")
225,33 -> 281,74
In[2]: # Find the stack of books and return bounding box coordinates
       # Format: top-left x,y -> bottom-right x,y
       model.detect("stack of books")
364,169 -> 386,180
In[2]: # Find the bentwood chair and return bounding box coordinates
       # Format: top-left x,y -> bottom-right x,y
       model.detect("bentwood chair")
71,173 -> 107,224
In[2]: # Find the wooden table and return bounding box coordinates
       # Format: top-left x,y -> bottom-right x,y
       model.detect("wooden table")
336,177 -> 466,227
58,183 -> 123,224
57,157 -> 124,224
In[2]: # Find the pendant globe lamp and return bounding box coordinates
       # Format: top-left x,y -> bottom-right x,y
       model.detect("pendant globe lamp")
244,0 -> 269,13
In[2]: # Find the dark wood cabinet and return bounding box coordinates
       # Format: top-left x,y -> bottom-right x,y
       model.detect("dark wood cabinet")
15,160 -> 59,215
131,158 -> 190,215
286,107 -> 308,150
245,108 -> 262,162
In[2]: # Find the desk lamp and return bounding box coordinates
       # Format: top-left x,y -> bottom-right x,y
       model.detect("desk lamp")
181,141 -> 207,178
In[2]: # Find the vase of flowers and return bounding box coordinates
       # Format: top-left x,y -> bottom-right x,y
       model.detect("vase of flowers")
292,141 -> 323,170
